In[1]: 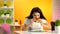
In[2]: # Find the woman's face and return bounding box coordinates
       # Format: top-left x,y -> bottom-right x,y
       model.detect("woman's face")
33,12 -> 40,19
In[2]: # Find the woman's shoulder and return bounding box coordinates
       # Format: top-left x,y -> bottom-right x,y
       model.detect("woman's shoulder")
24,18 -> 31,21
41,19 -> 47,23
24,18 -> 31,24
41,19 -> 46,21
25,18 -> 30,20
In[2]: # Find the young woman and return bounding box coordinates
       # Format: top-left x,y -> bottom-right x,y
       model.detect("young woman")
24,7 -> 51,31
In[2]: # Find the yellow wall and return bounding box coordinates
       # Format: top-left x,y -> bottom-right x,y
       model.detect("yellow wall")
14,0 -> 52,24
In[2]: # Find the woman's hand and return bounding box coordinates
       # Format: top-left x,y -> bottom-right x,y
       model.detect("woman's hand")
30,18 -> 37,23
29,19 -> 34,27
30,19 -> 34,23
38,19 -> 42,22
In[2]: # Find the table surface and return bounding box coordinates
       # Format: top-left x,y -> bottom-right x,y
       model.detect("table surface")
14,31 -> 60,34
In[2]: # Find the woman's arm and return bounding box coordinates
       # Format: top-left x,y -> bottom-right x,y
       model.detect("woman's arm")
41,22 -> 51,30
23,24 -> 29,31
23,18 -> 29,31
23,19 -> 33,31
39,19 -> 51,30
23,23 -> 33,31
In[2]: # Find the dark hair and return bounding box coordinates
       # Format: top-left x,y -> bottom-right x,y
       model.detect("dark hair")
27,7 -> 46,20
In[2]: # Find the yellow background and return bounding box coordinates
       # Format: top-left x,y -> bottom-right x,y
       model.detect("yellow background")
14,0 -> 52,24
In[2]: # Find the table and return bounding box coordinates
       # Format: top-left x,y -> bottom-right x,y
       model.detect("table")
14,31 -> 60,34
